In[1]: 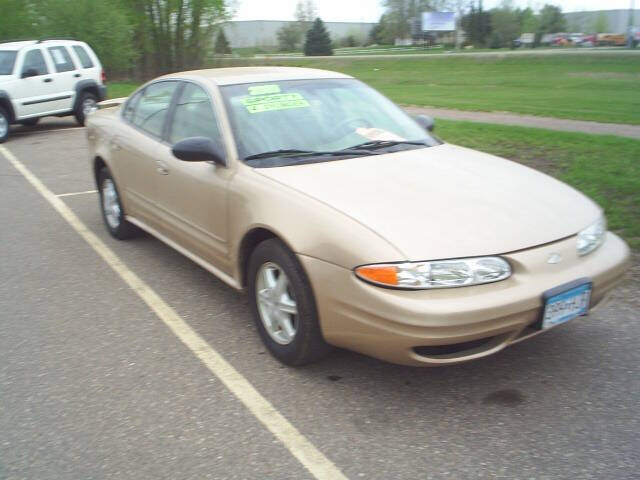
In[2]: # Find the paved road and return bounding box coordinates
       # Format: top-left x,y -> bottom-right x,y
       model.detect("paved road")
1,122 -> 639,480
404,106 -> 640,140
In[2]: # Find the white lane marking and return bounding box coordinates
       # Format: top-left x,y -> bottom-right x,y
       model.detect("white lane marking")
0,144 -> 348,480
57,189 -> 98,197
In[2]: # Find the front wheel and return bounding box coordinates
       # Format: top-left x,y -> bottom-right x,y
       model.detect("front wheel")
248,239 -> 331,366
97,168 -> 141,240
75,92 -> 98,126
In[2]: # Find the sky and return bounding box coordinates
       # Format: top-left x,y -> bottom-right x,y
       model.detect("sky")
231,0 -> 636,22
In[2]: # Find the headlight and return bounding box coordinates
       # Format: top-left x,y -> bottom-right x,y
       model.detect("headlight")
355,257 -> 511,289
577,215 -> 607,256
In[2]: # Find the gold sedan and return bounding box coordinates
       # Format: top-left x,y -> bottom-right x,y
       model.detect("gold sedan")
87,67 -> 630,366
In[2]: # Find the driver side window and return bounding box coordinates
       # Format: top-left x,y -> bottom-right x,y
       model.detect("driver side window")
130,81 -> 178,139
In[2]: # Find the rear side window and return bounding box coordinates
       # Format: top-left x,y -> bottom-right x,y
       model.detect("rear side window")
22,49 -> 49,76
130,81 -> 179,139
72,45 -> 94,69
47,46 -> 76,72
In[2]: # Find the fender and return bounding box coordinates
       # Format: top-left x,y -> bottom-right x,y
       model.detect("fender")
73,80 -> 107,110
0,90 -> 16,122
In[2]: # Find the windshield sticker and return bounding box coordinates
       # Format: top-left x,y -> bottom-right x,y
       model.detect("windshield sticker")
248,84 -> 281,95
355,127 -> 406,142
241,93 -> 310,114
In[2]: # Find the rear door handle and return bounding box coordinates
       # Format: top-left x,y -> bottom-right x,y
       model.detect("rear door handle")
73,73 -> 81,78
43,78 -> 53,83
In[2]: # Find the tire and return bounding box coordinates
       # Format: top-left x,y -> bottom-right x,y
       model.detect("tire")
74,91 -> 98,126
248,239 -> 332,366
19,117 -> 39,127
0,106 -> 10,143
97,167 -> 141,240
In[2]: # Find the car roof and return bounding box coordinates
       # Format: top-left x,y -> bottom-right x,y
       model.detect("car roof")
160,67 -> 353,86
0,39 -> 89,51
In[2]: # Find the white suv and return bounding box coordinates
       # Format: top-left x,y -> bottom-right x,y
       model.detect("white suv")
0,39 -> 107,142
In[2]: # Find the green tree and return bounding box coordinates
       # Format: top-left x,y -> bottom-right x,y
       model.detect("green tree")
537,4 -> 566,35
368,14 -> 394,45
295,0 -> 317,35
304,18 -> 333,56
489,2 -> 521,48
123,0 -> 228,77
0,0 -> 37,41
277,23 -> 303,51
461,0 -> 492,47
214,29 -> 231,54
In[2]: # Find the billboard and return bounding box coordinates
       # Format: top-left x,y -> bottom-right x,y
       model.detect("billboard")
422,12 -> 456,32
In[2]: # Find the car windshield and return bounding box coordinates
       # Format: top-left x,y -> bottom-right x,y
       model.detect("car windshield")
0,51 -> 17,75
220,78 -> 439,166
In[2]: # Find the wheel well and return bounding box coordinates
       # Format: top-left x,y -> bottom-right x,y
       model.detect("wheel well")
0,98 -> 15,122
238,228 -> 279,287
93,156 -> 107,187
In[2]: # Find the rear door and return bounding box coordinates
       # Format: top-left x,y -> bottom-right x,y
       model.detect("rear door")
12,47 -> 61,119
43,45 -> 79,112
111,81 -> 180,225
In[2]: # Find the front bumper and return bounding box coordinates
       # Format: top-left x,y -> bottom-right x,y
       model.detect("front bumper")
299,232 -> 631,366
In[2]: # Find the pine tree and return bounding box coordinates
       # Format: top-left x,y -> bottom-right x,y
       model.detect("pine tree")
304,18 -> 333,56
214,29 -> 232,55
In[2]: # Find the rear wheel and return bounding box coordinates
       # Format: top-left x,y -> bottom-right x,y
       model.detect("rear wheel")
0,107 -> 9,143
248,239 -> 331,366
98,167 -> 141,240
75,91 -> 98,126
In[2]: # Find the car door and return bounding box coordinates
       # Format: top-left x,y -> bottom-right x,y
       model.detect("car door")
154,81 -> 233,272
111,81 -> 180,225
43,45 -> 79,113
11,47 -> 60,119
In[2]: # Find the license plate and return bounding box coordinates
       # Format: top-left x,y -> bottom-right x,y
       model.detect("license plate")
541,281 -> 592,329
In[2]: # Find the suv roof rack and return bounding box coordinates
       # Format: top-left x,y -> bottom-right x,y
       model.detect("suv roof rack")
37,38 -> 76,43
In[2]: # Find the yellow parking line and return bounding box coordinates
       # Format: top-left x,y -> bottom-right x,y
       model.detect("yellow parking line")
0,144 -> 348,480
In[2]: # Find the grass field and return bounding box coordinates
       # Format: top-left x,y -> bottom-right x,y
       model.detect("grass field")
259,53 -> 640,125
436,119 -> 640,248
109,53 -> 640,124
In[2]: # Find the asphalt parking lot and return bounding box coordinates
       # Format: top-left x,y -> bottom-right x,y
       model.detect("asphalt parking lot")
1,120 -> 639,480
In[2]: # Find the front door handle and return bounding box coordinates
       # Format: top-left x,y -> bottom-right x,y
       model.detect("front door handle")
73,73 -> 82,78
43,78 -> 53,83
156,161 -> 169,175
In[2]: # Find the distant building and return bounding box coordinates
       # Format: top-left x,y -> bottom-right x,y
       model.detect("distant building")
564,9 -> 639,33
221,20 -> 376,48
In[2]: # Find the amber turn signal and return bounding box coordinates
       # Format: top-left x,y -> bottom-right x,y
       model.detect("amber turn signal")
355,265 -> 398,286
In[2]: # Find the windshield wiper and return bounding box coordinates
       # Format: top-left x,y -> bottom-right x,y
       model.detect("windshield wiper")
244,148 -> 377,162
345,140 -> 428,151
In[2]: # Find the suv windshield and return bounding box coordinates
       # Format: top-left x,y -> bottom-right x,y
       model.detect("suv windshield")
0,51 -> 17,75
220,78 -> 439,165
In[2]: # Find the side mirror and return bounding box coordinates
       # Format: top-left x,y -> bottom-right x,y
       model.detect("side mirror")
414,114 -> 435,132
172,137 -> 226,166
21,68 -> 38,79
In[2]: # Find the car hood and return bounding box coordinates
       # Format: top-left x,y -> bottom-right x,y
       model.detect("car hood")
255,143 -> 601,260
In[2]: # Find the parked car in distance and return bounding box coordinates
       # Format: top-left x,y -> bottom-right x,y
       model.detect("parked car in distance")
0,39 -> 106,143
87,67 -> 630,367
597,33 -> 627,46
